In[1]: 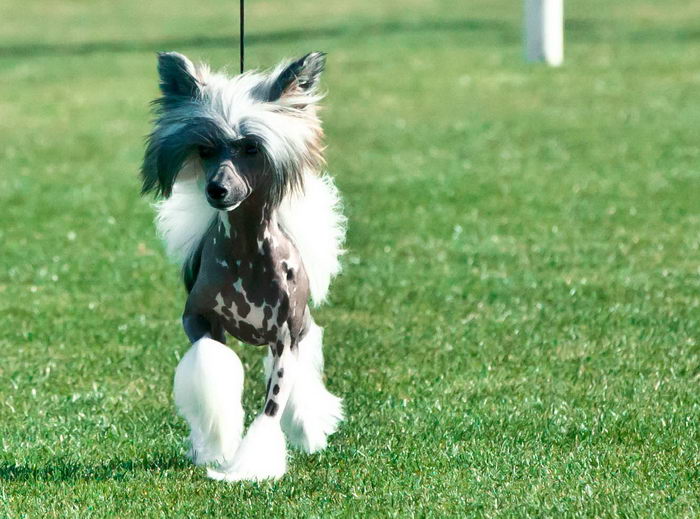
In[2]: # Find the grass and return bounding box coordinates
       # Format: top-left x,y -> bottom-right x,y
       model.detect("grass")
1,0 -> 700,517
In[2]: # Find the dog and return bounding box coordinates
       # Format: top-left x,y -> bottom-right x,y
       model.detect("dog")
140,51 -> 346,481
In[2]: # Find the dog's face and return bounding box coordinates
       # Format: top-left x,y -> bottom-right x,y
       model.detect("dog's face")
142,51 -> 326,210
197,131 -> 265,211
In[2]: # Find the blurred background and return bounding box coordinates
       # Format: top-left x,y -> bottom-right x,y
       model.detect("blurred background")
1,1 -> 699,516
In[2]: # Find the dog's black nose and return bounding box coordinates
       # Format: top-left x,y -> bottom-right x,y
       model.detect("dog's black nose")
207,182 -> 228,200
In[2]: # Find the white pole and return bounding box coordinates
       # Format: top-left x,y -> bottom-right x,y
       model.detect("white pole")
524,0 -> 564,66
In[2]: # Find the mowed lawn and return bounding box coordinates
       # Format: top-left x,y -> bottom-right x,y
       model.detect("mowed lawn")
1,0 -> 699,517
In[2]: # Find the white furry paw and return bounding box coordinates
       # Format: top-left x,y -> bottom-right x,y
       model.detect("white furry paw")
174,338 -> 245,466
283,389 -> 343,454
208,415 -> 287,482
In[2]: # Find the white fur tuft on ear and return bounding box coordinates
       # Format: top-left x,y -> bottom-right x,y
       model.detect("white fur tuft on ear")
266,52 -> 326,102
276,172 -> 346,305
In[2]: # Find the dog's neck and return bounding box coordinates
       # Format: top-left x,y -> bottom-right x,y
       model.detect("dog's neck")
220,194 -> 276,255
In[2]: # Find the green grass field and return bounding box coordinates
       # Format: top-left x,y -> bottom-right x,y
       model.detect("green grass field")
1,1 -> 699,517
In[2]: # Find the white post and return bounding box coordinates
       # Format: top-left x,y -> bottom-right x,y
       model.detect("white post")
524,0 -> 564,66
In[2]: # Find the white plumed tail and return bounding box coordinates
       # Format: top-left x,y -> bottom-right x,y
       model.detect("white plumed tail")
173,338 -> 245,466
276,173 -> 346,306
154,178 -> 217,265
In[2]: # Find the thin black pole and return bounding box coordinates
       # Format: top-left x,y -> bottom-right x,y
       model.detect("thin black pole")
239,0 -> 245,73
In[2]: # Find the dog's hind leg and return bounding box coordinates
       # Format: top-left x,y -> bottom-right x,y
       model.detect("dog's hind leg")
174,317 -> 244,468
267,315 -> 343,453
207,325 -> 297,482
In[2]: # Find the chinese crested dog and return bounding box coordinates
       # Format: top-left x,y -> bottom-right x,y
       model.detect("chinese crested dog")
140,51 -> 345,481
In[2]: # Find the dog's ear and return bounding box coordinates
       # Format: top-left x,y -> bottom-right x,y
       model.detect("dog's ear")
157,52 -> 201,98
267,52 -> 326,102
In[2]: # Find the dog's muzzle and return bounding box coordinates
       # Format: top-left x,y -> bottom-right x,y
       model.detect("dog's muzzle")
206,174 -> 250,210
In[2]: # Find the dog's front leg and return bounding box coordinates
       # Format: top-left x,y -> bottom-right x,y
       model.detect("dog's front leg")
207,326 -> 297,482
174,312 -> 244,468
183,314 -> 226,344
270,314 -> 343,454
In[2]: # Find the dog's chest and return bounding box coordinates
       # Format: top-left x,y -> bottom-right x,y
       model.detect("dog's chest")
192,216 -> 308,346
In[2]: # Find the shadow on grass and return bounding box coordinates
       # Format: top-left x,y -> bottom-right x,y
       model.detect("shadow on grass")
0,454 -> 189,482
1,17 -> 698,60
0,18 -> 514,58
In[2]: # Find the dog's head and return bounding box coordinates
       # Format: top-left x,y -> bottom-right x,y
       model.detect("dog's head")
141,51 -> 326,210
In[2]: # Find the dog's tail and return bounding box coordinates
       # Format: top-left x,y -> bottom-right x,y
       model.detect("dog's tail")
277,172 -> 346,306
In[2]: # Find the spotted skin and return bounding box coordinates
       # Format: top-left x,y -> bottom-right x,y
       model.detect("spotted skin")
264,400 -> 279,417
183,194 -> 310,421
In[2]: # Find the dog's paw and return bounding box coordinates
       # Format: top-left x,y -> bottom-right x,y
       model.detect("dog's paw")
174,338 -> 245,467
208,415 -> 287,482
283,387 -> 343,454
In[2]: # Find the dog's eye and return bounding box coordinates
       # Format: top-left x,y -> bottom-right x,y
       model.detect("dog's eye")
198,145 -> 216,159
243,142 -> 259,156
